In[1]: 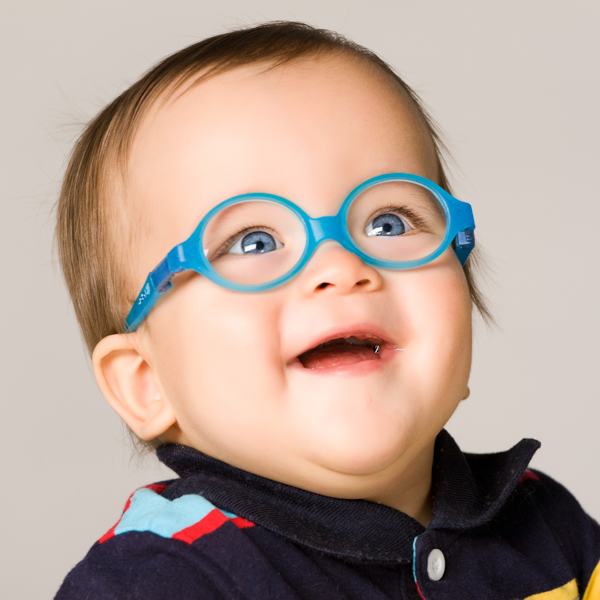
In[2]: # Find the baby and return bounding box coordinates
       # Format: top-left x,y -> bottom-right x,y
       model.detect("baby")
55,22 -> 599,600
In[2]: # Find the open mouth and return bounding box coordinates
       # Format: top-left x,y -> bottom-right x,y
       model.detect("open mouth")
296,334 -> 388,370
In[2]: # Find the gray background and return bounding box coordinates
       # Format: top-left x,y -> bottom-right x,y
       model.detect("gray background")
1,1 -> 598,597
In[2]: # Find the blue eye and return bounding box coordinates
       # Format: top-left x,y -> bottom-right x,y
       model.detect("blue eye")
365,213 -> 408,237
228,230 -> 282,255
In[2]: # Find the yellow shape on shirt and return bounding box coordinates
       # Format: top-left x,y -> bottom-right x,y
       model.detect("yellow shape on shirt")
583,559 -> 600,600
524,578 -> 579,600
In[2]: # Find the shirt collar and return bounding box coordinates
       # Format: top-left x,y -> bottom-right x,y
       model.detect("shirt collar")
157,430 -> 540,565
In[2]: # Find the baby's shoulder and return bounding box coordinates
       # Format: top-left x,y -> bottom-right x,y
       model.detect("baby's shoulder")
55,482 -> 258,600
505,467 -> 600,595
514,467 -> 598,529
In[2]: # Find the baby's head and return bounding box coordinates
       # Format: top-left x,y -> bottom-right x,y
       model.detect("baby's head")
57,22 -> 486,522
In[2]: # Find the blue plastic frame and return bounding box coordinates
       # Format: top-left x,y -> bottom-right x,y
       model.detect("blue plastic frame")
125,173 -> 475,332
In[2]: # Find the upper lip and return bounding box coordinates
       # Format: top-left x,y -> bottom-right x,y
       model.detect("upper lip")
289,323 -> 396,363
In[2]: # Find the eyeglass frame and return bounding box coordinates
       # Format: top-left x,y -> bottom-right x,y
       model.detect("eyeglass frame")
125,172 -> 475,332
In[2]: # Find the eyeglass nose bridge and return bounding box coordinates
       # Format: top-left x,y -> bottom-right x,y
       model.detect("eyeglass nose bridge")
308,215 -> 347,245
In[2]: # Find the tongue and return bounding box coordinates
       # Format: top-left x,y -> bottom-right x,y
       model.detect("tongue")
298,343 -> 378,369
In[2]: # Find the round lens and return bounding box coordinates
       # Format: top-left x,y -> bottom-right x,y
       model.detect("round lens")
201,200 -> 306,286
346,180 -> 447,263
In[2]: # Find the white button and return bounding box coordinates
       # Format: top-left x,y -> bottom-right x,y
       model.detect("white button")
427,548 -> 445,581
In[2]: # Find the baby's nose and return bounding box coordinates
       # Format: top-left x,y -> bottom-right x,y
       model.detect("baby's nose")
300,242 -> 383,296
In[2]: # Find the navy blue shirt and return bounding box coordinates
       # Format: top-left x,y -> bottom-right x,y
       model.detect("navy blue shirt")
55,430 -> 600,599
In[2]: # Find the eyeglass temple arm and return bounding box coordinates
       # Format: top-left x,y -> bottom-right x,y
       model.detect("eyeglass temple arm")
452,200 -> 476,266
454,229 -> 475,265
124,245 -> 187,332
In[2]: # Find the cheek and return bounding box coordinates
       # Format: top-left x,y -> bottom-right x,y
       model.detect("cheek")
148,276 -> 286,440
400,258 -> 473,398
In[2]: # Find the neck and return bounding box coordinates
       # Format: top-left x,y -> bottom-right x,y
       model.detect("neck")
363,441 -> 435,527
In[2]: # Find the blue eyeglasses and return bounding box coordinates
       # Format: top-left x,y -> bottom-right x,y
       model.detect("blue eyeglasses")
125,173 -> 475,332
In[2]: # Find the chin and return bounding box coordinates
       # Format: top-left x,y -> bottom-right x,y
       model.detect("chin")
307,420 -> 419,478
288,384 -> 430,478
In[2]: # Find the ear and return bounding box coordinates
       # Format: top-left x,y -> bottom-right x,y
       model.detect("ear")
92,334 -> 177,441
462,385 -> 471,401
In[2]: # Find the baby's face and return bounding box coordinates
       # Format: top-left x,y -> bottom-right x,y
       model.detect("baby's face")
127,56 -> 472,502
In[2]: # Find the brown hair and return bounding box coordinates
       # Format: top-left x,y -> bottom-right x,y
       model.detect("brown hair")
56,20 -> 491,357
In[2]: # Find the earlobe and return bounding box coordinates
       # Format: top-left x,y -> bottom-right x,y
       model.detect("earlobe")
462,385 -> 471,401
92,334 -> 177,441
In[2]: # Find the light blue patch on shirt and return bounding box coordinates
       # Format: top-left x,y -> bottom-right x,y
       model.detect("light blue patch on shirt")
114,488 -> 237,538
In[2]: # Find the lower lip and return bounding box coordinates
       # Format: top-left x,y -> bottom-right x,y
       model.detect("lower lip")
287,344 -> 401,376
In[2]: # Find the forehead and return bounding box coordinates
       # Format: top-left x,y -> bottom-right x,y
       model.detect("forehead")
127,56 -> 437,278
